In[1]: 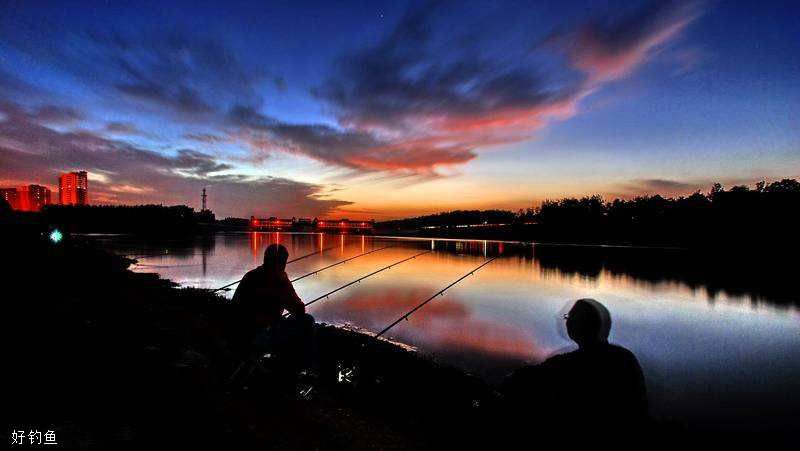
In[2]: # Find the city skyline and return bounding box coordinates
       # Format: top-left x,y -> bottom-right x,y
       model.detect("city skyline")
0,0 -> 798,219
0,170 -> 88,211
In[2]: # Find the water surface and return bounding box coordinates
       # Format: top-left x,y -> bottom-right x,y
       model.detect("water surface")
91,232 -> 800,435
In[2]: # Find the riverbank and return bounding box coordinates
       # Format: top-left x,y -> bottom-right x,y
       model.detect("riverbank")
2,226 -> 794,448
0,228 -> 495,449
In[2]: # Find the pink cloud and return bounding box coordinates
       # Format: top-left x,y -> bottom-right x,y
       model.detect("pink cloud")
564,1 -> 704,84
306,1 -> 705,175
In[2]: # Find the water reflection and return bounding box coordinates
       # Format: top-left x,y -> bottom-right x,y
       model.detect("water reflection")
312,283 -> 539,360
92,232 -> 800,314
88,232 -> 800,434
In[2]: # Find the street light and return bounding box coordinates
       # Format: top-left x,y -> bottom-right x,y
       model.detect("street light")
49,229 -> 63,244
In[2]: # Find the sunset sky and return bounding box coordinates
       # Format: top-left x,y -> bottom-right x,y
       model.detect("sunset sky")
0,0 -> 798,219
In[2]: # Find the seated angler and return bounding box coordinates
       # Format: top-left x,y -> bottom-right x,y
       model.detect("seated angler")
231,243 -> 315,371
503,298 -> 648,436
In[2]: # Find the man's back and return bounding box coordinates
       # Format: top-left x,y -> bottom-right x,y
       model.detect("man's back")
232,265 -> 305,329
505,342 -> 647,423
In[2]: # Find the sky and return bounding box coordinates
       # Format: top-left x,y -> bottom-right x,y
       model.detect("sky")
0,0 -> 798,219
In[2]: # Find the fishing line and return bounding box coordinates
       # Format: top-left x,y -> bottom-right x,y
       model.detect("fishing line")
286,249 -> 433,315
375,257 -> 497,338
211,245 -> 336,292
289,245 -> 393,283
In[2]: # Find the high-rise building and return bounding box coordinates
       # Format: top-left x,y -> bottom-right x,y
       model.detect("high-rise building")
0,187 -> 20,210
17,184 -> 52,211
59,171 -> 88,205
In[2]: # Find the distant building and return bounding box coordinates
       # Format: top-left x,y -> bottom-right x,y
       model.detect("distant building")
250,216 -> 295,230
316,218 -> 374,233
59,171 -> 88,205
0,187 -> 20,210
0,185 -> 51,211
249,216 -> 374,233
17,184 -> 51,211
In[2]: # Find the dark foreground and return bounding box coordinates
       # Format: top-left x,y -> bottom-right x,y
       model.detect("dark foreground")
0,227 -> 792,449
0,228 -> 497,449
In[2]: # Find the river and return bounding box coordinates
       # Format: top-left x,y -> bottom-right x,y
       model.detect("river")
88,231 -> 799,436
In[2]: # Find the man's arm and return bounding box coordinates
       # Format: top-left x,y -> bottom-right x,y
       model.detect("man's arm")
231,273 -> 249,305
281,273 -> 306,317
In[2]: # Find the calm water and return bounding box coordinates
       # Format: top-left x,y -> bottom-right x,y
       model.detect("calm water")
91,232 -> 799,434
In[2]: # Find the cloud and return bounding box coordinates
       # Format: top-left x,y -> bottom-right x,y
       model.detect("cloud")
2,27 -> 265,117
0,1 -> 706,180
614,178 -> 702,197
0,101 -> 352,217
321,4 -> 568,131
116,82 -> 213,115
184,133 -> 231,144
554,0 -> 704,84
314,3 -> 567,171
95,31 -> 262,116
305,0 -> 704,174
0,102 -> 84,125
230,111 -> 473,173
637,178 -> 698,191
0,68 -> 42,99
29,105 -> 85,124
173,149 -> 232,176
108,184 -> 155,194
104,121 -> 144,136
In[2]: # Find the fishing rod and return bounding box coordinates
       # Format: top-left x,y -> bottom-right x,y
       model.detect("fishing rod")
289,245 -> 393,283
211,245 -> 336,292
375,257 -> 497,338
289,249 -> 433,314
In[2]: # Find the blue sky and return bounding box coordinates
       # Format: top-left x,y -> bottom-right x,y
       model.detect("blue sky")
0,0 -> 797,218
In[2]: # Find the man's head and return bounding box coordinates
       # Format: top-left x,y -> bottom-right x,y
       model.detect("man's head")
263,243 -> 289,270
566,298 -> 611,348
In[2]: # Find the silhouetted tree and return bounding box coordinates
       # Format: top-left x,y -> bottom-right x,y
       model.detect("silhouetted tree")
0,197 -> 11,216
534,179 -> 799,248
43,204 -> 202,233
764,178 -> 800,193
380,179 -> 799,248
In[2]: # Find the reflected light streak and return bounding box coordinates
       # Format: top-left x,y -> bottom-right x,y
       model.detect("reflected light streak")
312,283 -> 539,360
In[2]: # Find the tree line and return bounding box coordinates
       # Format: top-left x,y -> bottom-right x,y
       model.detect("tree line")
0,203 -> 217,234
378,179 -> 800,248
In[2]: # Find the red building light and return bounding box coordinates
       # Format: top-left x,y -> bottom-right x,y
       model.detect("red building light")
58,171 -> 88,205
3,185 -> 52,212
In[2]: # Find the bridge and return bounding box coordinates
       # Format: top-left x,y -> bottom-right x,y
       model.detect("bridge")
250,216 -> 375,233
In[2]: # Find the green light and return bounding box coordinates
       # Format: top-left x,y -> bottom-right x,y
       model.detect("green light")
49,229 -> 63,243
